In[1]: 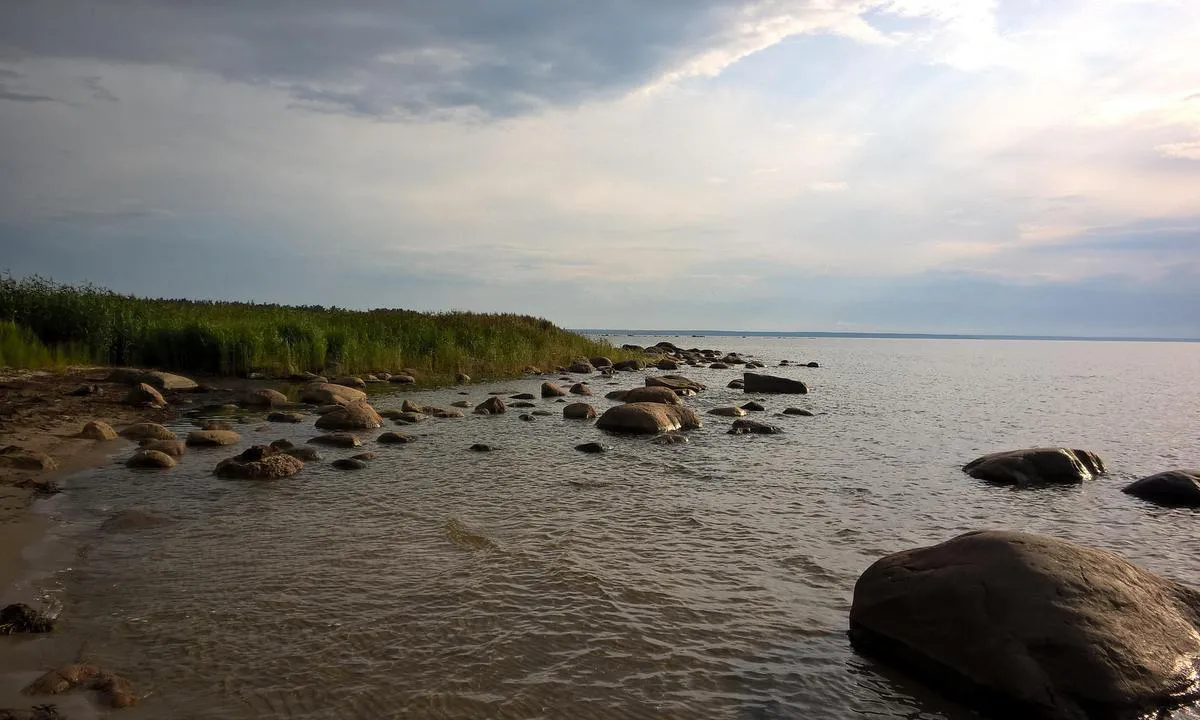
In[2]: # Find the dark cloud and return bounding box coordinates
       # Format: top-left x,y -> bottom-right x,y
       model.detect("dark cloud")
81,76 -> 118,102
0,0 -> 789,117
0,67 -> 57,102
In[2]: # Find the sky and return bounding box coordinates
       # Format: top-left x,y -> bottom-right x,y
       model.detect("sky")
1,1 -> 1199,337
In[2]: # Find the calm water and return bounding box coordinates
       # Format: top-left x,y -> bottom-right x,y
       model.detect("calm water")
5,337 -> 1200,719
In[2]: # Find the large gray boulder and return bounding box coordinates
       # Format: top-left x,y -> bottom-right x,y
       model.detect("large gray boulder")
644,375 -> 705,395
1122,470 -> 1200,507
314,400 -> 383,430
299,382 -> 367,406
595,402 -> 701,434
963,448 -> 1105,487
849,530 -> 1200,720
742,372 -> 808,394
107,368 -> 197,391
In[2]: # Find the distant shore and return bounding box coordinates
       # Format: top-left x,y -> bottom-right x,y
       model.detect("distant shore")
579,329 -> 1200,343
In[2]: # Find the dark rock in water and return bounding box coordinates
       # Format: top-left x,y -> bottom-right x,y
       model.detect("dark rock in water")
332,458 -> 367,471
68,383 -> 100,396
569,382 -> 592,396
240,388 -> 288,407
377,432 -> 413,444
284,447 -> 322,461
621,343 -> 644,351
596,403 -> 701,434
575,442 -> 606,454
125,449 -> 177,468
315,401 -> 383,430
568,360 -> 596,374
474,396 -> 507,415
806,361 -> 820,368
656,359 -> 680,370
0,604 -> 55,634
186,429 -> 241,447
0,446 -> 58,472
201,421 -> 235,431
233,444 -> 275,462
612,359 -> 646,371
963,448 -> 1105,487
307,433 -> 361,448
138,439 -> 186,457
23,664 -> 138,708
849,530 -> 1200,720
0,706 -> 61,720
299,382 -> 367,406
388,374 -> 416,385
741,401 -> 765,412
351,452 -> 377,461
709,362 -> 730,369
79,420 -> 118,440
469,443 -> 494,452
563,402 -> 597,419
100,508 -> 169,533
269,438 -> 294,450
743,373 -> 808,394
782,407 -> 814,416
519,413 -> 535,422
589,356 -> 613,368
532,410 -> 553,417
645,375 -> 706,394
779,360 -> 790,366
315,404 -> 343,415
654,341 -> 679,351
393,411 -> 427,424
511,401 -> 536,408
510,393 -> 536,400
267,411 -> 304,423
541,382 -> 568,398
652,433 -> 689,445
122,382 -> 167,408
451,400 -> 471,408
215,452 -> 304,479
727,379 -> 744,389
728,419 -> 781,435
621,386 -> 681,405
1122,470 -> 1200,507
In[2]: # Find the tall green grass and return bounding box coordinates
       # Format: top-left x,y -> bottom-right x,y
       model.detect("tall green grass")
0,274 -> 631,380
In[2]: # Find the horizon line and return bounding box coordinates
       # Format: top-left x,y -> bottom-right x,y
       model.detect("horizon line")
572,329 -> 1200,343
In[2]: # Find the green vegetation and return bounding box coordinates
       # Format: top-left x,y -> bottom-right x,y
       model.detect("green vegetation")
0,274 -> 630,381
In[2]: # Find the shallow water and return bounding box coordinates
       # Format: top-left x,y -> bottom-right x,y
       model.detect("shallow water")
8,337 -> 1200,718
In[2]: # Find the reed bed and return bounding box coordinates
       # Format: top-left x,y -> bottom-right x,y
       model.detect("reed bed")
0,274 -> 629,380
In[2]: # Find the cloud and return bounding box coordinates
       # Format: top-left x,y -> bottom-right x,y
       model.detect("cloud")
0,68 -> 57,103
808,181 -> 849,192
1156,140 -> 1200,160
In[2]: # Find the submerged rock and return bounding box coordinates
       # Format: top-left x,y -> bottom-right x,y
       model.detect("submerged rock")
1122,470 -> 1200,507
510,401 -> 536,409
240,388 -> 288,407
620,386 -> 682,405
377,432 -> 414,444
125,449 -> 177,468
741,401 -> 765,412
107,368 -> 197,391
595,403 -> 701,434
541,382 -> 567,398
563,403 -> 597,420
569,382 -> 592,396
782,407 -> 814,416
451,400 -> 471,408
307,433 -> 361,448
22,664 -> 138,708
474,397 -> 507,415
186,429 -> 241,447
519,413 -> 535,422
742,372 -> 808,394
645,374 -> 705,394
469,443 -> 494,452
284,447 -> 323,462
727,379 -> 744,389
267,411 -> 304,423
963,448 -> 1105,487
138,439 -> 186,457
332,458 -> 367,470
214,448 -> 304,479
849,530 -> 1200,720
575,442 -> 606,454
652,433 -> 689,445
510,393 -> 536,400
331,376 -> 367,389
0,446 -> 58,472
299,382 -> 367,406
709,407 -> 747,417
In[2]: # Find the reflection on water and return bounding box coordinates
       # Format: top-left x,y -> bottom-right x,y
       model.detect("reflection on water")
17,338 -> 1200,718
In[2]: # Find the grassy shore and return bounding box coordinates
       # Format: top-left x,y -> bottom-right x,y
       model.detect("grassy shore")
0,275 -> 630,381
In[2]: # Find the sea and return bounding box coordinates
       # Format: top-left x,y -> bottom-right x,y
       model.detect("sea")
3,335 -> 1199,719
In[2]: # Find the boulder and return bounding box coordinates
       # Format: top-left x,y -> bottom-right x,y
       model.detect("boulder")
652,433 -> 689,445
563,403 -> 597,419
201,421 -> 235,431
315,404 -> 343,415
656,358 -> 680,370
123,382 -> 166,408
621,344 -> 644,352
432,409 -> 464,419
709,362 -> 730,370
393,411 -> 427,424
455,372 -> 471,384
645,375 -> 706,394
575,442 -> 606,454
568,360 -> 596,374
727,419 -> 781,435
314,401 -> 383,430
963,448 -> 1105,487
589,356 -> 613,368
23,664 -> 137,708
595,402 -> 702,434
185,430 -> 241,447
743,373 -> 808,394
0,603 -> 55,634
654,341 -> 679,351
125,449 -> 177,468
806,361 -> 820,368
107,368 -> 197,391
451,400 -> 471,408
510,393 -> 536,400
240,388 -> 288,407
79,420 -> 118,441
284,447 -> 323,461
519,413 -> 535,422
351,452 -> 377,461
138,439 -> 186,457
1122,470 -> 1200,507
721,354 -> 745,365
709,407 -> 747,417
612,359 -> 646,371
401,399 -> 428,414
782,407 -> 814,416
269,438 -> 294,450
377,432 -> 414,444
727,379 -> 744,389
469,443 -> 493,452
474,397 -> 506,415
541,382 -> 567,398
511,401 -> 536,408
307,433 -> 361,448
388,374 -> 416,385
779,360 -> 790,366
332,458 -> 367,470
0,446 -> 57,472
267,411 -> 304,423
214,449 -> 304,479
288,371 -> 325,383
569,382 -> 592,396
848,530 -> 1200,720
299,382 -> 367,406
741,401 -> 765,412
532,410 -> 553,417
331,376 -> 367,389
